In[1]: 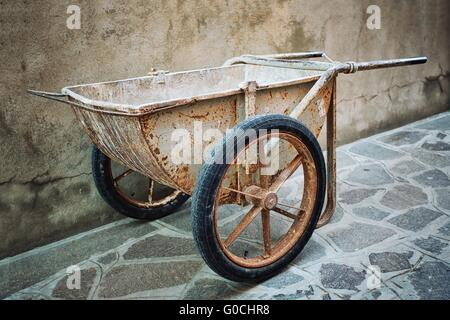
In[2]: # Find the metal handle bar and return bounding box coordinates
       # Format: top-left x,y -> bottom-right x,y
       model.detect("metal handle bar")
258,52 -> 325,60
342,56 -> 428,73
289,56 -> 427,120
224,51 -> 427,73
27,89 -> 135,116
223,52 -> 328,68
28,89 -> 79,105
224,56 -> 332,71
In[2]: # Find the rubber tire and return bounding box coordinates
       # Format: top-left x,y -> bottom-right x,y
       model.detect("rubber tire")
92,146 -> 190,220
192,114 -> 326,283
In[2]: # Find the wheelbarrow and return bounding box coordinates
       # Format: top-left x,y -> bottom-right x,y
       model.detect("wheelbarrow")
29,52 -> 427,282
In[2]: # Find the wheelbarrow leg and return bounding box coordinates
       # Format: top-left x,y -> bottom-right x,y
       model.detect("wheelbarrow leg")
317,78 -> 337,228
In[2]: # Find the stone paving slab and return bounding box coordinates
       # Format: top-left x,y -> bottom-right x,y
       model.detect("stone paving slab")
2,112 -> 450,300
0,220 -> 159,299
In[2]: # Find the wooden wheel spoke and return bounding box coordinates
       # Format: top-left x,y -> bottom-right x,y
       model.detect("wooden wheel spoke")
269,155 -> 302,193
272,207 -> 298,220
223,186 -> 262,200
114,169 -> 133,184
273,202 -> 306,220
224,206 -> 262,248
261,209 -> 271,257
148,179 -> 154,204
277,201 -> 302,211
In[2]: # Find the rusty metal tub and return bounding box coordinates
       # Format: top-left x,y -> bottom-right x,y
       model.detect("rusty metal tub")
44,63 -> 330,194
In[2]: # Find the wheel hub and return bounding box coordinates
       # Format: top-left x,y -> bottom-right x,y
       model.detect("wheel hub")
244,185 -> 278,210
263,192 -> 278,210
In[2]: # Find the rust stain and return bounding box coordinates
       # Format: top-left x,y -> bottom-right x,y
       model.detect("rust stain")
178,111 -> 211,120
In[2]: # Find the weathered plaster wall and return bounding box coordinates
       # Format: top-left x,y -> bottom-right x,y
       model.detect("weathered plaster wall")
0,0 -> 449,258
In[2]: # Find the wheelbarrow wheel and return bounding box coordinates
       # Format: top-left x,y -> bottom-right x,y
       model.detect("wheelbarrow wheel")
92,146 -> 190,220
192,114 -> 326,282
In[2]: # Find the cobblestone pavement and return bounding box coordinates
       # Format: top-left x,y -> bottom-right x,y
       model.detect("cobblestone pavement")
1,112 -> 449,300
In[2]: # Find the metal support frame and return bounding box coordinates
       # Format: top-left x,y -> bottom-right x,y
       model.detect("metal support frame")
235,81 -> 259,204
317,78 -> 337,228
241,81 -> 258,119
